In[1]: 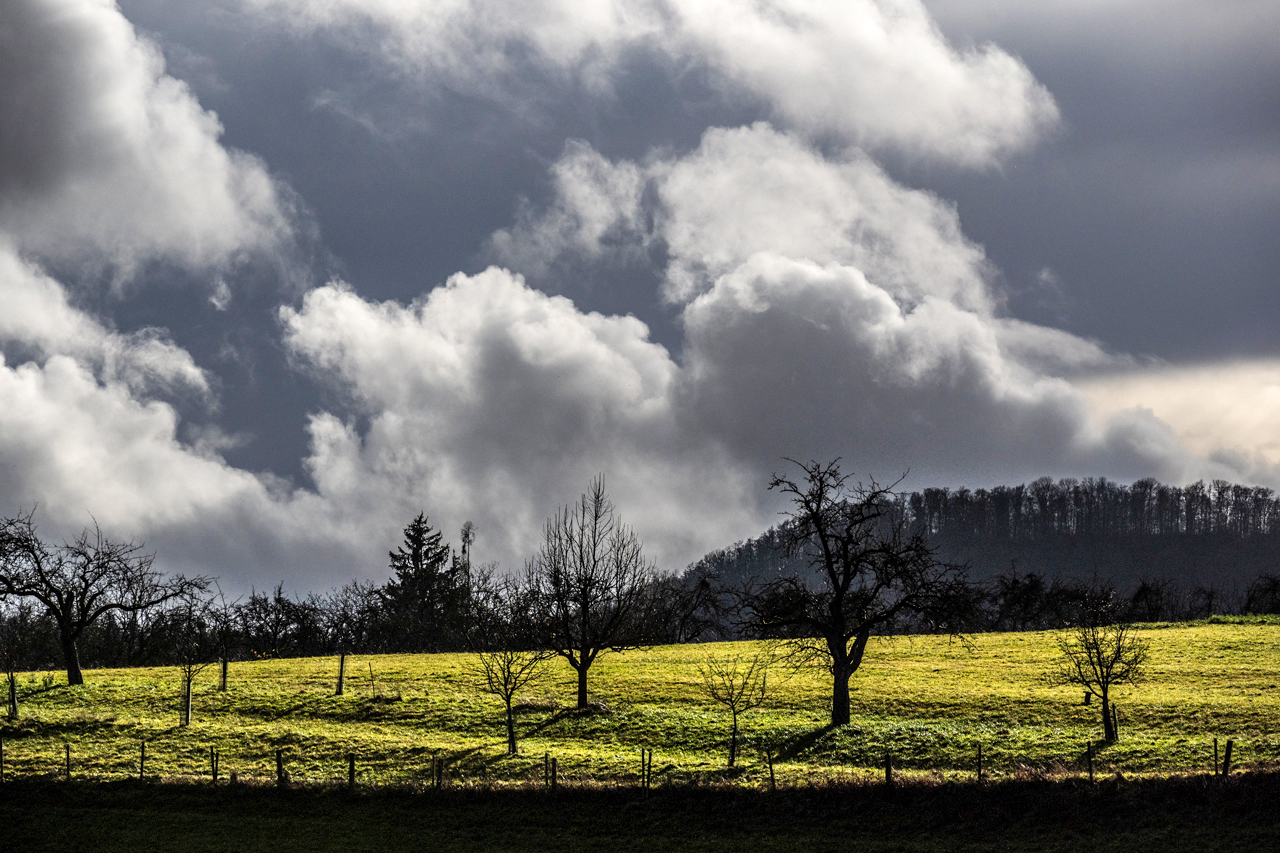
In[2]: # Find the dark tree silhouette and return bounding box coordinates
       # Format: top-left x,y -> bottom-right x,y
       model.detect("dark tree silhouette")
526,476 -> 656,709
0,511 -> 207,685
1245,575 -> 1280,614
383,513 -> 468,651
743,459 -> 974,726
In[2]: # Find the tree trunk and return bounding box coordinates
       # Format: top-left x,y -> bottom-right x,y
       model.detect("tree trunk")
729,712 -> 738,768
831,664 -> 853,726
60,633 -> 84,686
576,664 -> 588,709
182,679 -> 192,726
505,698 -> 517,755
1101,692 -> 1114,742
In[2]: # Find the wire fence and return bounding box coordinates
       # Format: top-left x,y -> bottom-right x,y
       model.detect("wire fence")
0,734 -> 1264,792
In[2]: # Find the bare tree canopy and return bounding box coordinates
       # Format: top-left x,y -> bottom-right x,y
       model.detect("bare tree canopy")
169,597 -> 217,726
526,476 -> 657,709
1049,592 -> 1150,742
0,510 -> 208,685
742,459 -> 976,726
468,569 -> 553,754
698,644 -> 777,767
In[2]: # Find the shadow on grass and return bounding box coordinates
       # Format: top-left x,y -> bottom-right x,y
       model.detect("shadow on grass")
775,724 -> 838,761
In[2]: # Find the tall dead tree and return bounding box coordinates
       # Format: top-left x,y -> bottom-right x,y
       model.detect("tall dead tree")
0,511 -> 207,685
526,476 -> 656,709
742,459 -> 975,726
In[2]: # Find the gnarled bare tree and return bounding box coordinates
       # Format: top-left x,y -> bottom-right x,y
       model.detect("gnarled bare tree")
0,511 -> 207,685
526,476 -> 656,709
742,459 -> 975,726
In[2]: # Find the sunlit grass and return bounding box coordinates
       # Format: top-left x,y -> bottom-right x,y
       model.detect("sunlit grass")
3,618 -> 1278,786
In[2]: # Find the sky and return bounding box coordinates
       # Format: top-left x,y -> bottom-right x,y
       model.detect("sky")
0,0 -> 1277,593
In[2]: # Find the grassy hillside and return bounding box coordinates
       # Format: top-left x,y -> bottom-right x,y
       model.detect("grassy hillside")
2,618 -> 1278,787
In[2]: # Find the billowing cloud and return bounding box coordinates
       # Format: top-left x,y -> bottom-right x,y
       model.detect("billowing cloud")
0,243 -> 211,400
281,124 -> 1238,577
282,268 -> 759,571
0,0 -> 292,277
244,0 -> 1057,166
0,1 -> 335,588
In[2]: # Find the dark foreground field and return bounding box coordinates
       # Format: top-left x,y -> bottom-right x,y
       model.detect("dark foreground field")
3,772 -> 1278,852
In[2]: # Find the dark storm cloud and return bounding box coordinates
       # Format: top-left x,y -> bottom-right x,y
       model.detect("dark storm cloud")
919,0 -> 1280,362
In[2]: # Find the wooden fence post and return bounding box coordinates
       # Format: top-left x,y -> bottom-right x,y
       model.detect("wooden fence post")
765,748 -> 776,792
884,753 -> 893,787
348,753 -> 356,789
1086,743 -> 1094,784
976,744 -> 983,782
1112,705 -> 1119,741
335,653 -> 346,697
140,741 -> 146,781
276,749 -> 285,787
211,747 -> 219,783
1214,738 -> 1219,776
1222,739 -> 1234,777
543,752 -> 550,787
64,743 -> 70,781
219,658 -> 228,692
551,757 -> 558,790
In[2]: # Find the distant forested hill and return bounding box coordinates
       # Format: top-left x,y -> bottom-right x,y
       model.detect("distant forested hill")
688,477 -> 1280,616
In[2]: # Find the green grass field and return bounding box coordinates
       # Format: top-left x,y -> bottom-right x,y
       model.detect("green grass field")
3,618 -> 1279,788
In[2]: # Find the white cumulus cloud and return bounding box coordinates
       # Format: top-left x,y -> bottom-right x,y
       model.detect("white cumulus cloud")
243,0 -> 1058,166
0,0 -> 293,277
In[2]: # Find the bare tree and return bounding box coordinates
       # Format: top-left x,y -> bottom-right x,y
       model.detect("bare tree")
742,459 -> 975,726
0,602 -> 42,719
1049,596 -> 1149,742
698,644 -> 776,767
171,599 -> 216,726
526,476 -> 656,709
0,511 -> 208,685
467,569 -> 553,754
207,585 -> 240,692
